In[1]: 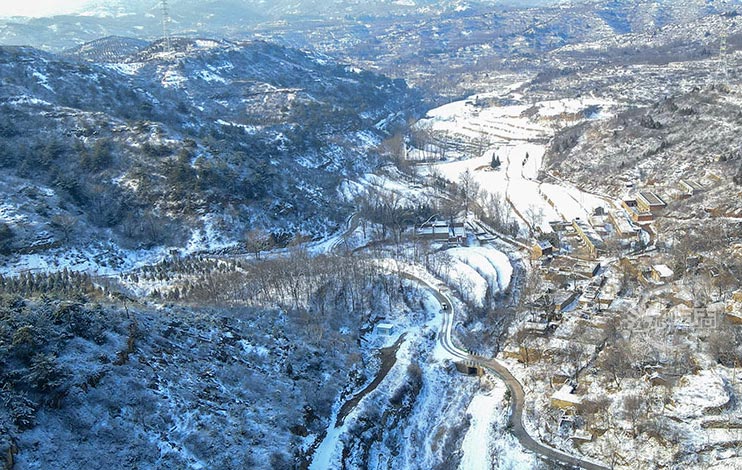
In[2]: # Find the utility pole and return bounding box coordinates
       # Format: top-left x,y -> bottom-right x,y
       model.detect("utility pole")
161,0 -> 172,54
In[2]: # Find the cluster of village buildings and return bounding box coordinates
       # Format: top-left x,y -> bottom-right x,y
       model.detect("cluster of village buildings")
379,177 -> 742,446
505,180 -> 742,445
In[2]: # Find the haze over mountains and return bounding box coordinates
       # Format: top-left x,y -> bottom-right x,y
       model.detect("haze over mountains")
0,0 -> 735,53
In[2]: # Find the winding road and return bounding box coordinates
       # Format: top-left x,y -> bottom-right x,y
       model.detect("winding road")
322,181 -> 609,469
403,271 -> 610,470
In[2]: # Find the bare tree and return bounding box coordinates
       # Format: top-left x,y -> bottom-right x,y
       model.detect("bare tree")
520,268 -> 544,318
50,214 -> 78,243
622,394 -> 646,438
471,132 -> 490,159
525,205 -> 544,236
707,318 -> 742,367
580,396 -> 612,433
599,342 -> 634,388
458,169 -> 481,217
379,133 -> 409,173
566,341 -> 587,379
244,228 -> 272,260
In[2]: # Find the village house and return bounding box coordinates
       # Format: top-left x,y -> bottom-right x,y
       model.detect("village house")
532,240 -> 554,259
572,218 -> 605,259
589,215 -> 610,238
542,258 -> 599,287
596,292 -> 615,309
609,211 -> 640,239
579,277 -> 609,308
549,221 -> 573,232
678,179 -> 704,196
554,290 -> 581,313
621,198 -> 638,212
629,206 -> 655,223
636,191 -> 667,214
622,198 -> 655,223
579,285 -> 600,307
551,384 -> 583,410
524,320 -> 552,335
651,264 -> 674,283
416,220 -> 450,240
416,220 -> 466,246
376,322 -> 395,336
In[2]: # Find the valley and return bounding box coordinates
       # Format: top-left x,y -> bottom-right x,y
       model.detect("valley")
1,1 -> 742,470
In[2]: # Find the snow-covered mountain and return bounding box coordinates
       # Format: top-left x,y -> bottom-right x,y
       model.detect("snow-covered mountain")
0,38 -> 419,272
2,3 -> 742,470
1,0 -> 735,53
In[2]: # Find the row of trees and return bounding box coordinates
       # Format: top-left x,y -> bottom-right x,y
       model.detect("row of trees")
165,249 -> 403,317
0,270 -> 100,298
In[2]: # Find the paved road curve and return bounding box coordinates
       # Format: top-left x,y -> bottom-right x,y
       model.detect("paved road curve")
404,271 -> 610,470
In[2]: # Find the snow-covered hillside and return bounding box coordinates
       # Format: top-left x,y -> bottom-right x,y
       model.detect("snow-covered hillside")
0,39 -> 419,274
415,94 -> 612,234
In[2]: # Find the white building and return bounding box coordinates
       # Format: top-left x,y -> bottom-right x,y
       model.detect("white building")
376,322 -> 395,336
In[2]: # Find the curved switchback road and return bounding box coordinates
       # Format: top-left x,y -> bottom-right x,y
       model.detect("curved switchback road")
332,189 -> 607,469
403,272 -> 610,470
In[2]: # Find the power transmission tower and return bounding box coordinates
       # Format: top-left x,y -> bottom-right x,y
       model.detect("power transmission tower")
719,31 -> 729,81
161,0 -> 172,54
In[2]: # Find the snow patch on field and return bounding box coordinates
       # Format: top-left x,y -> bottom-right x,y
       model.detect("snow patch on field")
215,119 -> 259,134
0,203 -> 27,225
669,370 -> 730,420
196,69 -> 227,83
159,65 -> 187,88
429,144 -> 559,233
106,62 -> 145,76
32,71 -> 53,91
433,246 -> 513,308
420,100 -> 547,142
7,96 -> 52,107
184,215 -> 237,254
195,39 -> 221,49
459,380 -> 537,470
448,247 -> 513,293
420,95 -> 615,234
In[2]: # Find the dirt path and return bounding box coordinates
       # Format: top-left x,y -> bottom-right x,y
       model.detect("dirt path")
335,333 -> 407,427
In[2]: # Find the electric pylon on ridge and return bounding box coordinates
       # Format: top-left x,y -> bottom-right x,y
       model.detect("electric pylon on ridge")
161,0 -> 172,54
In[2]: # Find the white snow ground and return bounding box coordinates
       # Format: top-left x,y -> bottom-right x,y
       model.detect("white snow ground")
438,246 -> 514,307
459,380 -> 538,470
418,96 -> 615,234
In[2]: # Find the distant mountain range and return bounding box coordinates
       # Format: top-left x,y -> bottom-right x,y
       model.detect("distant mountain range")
1,0 -> 735,52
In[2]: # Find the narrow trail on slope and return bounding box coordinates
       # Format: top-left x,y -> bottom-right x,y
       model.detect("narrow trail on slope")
335,333 -> 407,427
